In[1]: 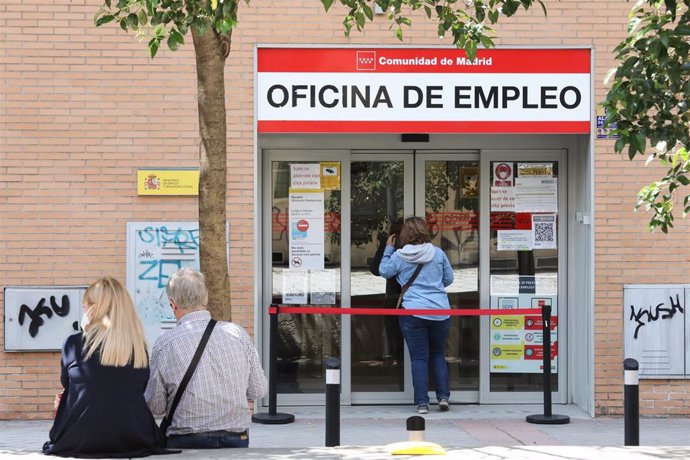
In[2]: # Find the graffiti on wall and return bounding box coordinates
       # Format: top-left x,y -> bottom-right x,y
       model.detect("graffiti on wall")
127,222 -> 201,348
4,287 -> 84,351
624,286 -> 688,377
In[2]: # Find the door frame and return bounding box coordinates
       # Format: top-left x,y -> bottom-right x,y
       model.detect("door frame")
479,149 -> 568,404
261,149 -> 350,406
259,148 -> 568,407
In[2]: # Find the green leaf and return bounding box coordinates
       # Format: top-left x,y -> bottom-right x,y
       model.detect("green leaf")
678,175 -> 690,186
321,0 -> 335,12
169,28 -> 184,45
127,12 -> 139,28
614,136 -> 626,153
488,10 -> 499,23
148,37 -> 160,58
363,4 -> 374,21
138,10 -> 147,26
676,24 -> 690,35
95,14 -> 115,26
167,35 -> 179,51
395,27 -> 403,41
424,6 -> 432,19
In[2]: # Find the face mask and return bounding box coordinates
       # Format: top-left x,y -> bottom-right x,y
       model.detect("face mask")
80,306 -> 91,331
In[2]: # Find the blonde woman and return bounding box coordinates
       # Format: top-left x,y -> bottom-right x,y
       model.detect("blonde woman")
43,277 -> 168,458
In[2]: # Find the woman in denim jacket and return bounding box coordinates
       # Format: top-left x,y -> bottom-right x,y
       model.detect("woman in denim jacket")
378,217 -> 454,414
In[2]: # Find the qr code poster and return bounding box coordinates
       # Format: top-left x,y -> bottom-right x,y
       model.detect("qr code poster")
532,214 -> 557,250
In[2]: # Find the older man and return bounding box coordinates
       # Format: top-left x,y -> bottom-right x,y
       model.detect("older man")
145,268 -> 268,449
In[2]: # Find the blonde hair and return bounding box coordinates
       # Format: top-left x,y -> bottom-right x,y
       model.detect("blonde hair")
82,277 -> 149,369
166,268 -> 208,312
399,216 -> 432,246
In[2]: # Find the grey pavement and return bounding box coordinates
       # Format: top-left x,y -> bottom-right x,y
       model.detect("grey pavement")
2,404 -> 690,459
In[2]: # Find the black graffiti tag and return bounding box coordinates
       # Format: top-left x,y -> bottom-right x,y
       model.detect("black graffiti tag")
629,294 -> 684,340
18,295 -> 72,338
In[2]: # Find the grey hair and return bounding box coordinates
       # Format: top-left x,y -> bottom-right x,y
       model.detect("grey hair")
166,268 -> 208,311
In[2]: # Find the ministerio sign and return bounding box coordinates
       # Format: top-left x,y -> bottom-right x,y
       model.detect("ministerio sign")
256,48 -> 591,134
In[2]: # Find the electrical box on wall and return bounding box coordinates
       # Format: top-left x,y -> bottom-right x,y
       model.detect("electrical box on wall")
623,285 -> 689,377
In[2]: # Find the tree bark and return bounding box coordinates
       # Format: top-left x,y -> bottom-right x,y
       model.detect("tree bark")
192,26 -> 231,321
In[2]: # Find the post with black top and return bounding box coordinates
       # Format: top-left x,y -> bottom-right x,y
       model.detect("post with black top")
325,357 -> 341,447
624,358 -> 639,446
526,304 -> 570,425
252,304 -> 295,425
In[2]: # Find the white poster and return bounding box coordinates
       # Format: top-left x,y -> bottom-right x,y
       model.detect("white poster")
532,214 -> 557,249
515,177 -> 558,212
290,164 -> 321,189
497,230 -> 532,251
289,190 -> 325,270
282,270 -> 308,304
491,186 -> 516,211
310,270 -> 337,305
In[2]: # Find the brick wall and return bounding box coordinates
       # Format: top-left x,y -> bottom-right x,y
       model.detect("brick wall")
2,0 -> 690,419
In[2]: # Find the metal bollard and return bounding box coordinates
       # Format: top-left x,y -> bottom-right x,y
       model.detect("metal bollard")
325,357 -> 341,447
624,358 -> 639,446
407,416 -> 425,442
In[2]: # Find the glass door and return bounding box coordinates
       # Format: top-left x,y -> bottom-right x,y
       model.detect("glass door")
262,150 -> 347,405
480,150 -> 567,404
348,152 -> 480,404
415,153 -> 481,403
349,153 -> 413,404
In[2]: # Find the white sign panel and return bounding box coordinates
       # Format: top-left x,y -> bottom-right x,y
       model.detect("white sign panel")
4,287 -> 84,351
515,177 -> 558,213
624,285 -> 686,377
497,230 -> 532,251
288,190 -> 325,270
257,48 -> 591,134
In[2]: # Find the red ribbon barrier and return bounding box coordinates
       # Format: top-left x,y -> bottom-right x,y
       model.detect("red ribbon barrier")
269,305 -> 542,316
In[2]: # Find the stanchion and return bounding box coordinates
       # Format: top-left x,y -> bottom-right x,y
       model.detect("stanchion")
325,357 -> 341,447
252,305 -> 295,425
407,416 -> 425,442
526,304 -> 570,425
624,358 -> 639,446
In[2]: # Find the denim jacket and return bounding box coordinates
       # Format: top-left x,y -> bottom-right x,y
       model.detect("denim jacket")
378,243 -> 453,321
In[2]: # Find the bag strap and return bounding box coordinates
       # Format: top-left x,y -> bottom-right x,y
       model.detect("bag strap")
160,319 -> 217,434
396,264 -> 424,309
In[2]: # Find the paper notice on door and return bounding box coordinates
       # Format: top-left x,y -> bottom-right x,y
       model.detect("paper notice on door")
310,269 -> 337,305
289,190 -> 325,270
291,163 -> 321,189
515,177 -> 557,212
532,214 -> 557,249
491,186 -> 516,212
282,269 -> 308,304
497,230 -> 533,251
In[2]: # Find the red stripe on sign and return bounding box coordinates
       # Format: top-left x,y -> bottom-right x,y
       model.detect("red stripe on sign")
258,120 -> 590,134
257,48 -> 590,73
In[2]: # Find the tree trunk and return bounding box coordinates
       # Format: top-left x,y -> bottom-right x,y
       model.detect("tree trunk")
192,27 -> 231,321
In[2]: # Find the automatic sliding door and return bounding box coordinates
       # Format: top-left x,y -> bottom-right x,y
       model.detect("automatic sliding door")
416,154 -> 481,402
349,154 -> 413,403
